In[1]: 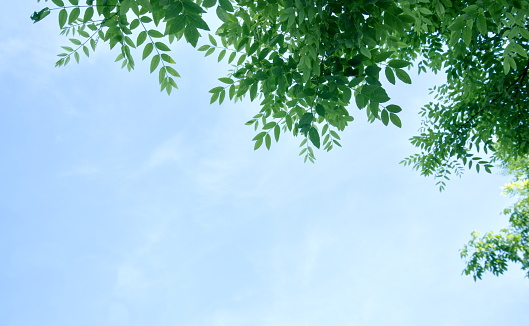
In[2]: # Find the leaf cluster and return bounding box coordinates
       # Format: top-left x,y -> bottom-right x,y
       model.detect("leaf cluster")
31,0 -> 529,177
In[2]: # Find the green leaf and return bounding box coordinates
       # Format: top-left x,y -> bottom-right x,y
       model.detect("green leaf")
389,113 -> 402,127
385,66 -> 395,84
130,19 -> 140,30
68,7 -> 80,24
476,13 -> 487,35
83,7 -> 94,22
219,77 -> 233,84
30,8 -> 51,23
309,127 -> 320,149
58,9 -> 67,28
142,42 -> 153,59
228,51 -> 236,64
265,133 -> 272,150
386,104 -> 402,113
166,66 -> 180,77
209,86 -> 224,93
52,0 -> 65,6
395,68 -> 412,84
150,55 -> 160,73
254,138 -> 263,150
137,31 -> 147,46
203,0 -> 216,8
187,14 -> 210,31
216,6 -> 230,23
219,0 -> 234,12
263,122 -> 276,129
274,124 -> 280,141
218,49 -> 226,62
205,47 -> 215,57
448,16 -> 466,31
155,42 -> 171,51
381,109 -> 389,126
388,59 -> 411,68
148,30 -> 164,38
184,27 -> 199,47
70,38 -> 81,45
210,92 -> 219,103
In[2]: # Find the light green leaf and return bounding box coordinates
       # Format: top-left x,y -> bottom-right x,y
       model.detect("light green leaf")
219,77 -> 234,84
148,30 -> 164,38
218,49 -> 226,62
58,9 -> 67,28
166,66 -> 180,77
83,7 -> 94,22
150,55 -> 160,73
265,133 -> 271,150
142,42 -> 153,59
155,42 -> 170,51
137,31 -> 147,46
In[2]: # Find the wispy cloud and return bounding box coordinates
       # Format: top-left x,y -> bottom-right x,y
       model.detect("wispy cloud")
57,165 -> 100,177
146,134 -> 185,169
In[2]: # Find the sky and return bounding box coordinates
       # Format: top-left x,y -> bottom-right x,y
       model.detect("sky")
1,2 -> 528,326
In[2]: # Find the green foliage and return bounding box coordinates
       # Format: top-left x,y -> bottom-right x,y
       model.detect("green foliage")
461,154 -> 529,280
31,0 -> 529,279
31,0 -> 529,175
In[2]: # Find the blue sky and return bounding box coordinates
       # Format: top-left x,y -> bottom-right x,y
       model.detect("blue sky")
1,2 -> 528,326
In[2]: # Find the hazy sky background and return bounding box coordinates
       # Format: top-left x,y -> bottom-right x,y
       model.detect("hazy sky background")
1,2 -> 528,326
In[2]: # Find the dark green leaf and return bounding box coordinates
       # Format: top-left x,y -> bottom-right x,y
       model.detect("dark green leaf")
219,0 -> 234,12
187,14 -> 209,31
203,0 -> 216,8
68,7 -> 80,24
395,68 -> 412,84
388,59 -> 411,68
381,109 -> 389,126
309,127 -> 320,148
386,104 -> 402,113
389,113 -> 402,127
184,27 -> 199,47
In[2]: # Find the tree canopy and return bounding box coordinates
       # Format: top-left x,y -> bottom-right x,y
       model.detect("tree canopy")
462,154 -> 529,280
31,0 -> 529,278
